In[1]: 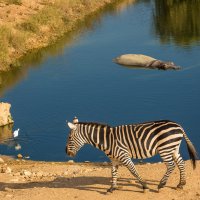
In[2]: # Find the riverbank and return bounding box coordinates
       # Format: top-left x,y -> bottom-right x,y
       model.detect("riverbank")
0,157 -> 199,200
0,0 -> 129,72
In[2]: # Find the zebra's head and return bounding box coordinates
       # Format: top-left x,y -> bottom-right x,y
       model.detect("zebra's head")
66,117 -> 85,157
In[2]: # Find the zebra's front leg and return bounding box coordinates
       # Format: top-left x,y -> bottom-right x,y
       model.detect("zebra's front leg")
121,157 -> 149,192
107,160 -> 119,193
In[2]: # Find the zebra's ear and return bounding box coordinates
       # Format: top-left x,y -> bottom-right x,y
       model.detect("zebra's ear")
68,122 -> 76,130
73,117 -> 78,124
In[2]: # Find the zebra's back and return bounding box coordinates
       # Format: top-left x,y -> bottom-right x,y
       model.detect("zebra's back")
113,120 -> 184,159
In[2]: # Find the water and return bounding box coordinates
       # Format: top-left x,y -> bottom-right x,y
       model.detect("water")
0,0 -> 200,162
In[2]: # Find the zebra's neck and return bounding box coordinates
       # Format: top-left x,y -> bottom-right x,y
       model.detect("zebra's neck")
77,122 -> 111,150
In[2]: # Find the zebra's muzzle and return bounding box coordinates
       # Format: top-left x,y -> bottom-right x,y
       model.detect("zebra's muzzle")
66,146 -> 75,157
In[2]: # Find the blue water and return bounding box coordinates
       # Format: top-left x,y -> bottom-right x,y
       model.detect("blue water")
0,0 -> 200,162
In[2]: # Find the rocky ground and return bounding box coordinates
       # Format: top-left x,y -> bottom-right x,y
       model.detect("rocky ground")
0,156 -> 199,200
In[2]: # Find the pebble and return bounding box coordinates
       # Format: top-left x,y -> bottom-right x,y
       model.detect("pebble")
102,162 -> 108,166
24,156 -> 30,159
5,167 -> 12,174
0,166 -> 5,173
17,154 -> 23,159
63,171 -> 68,176
5,194 -> 13,198
10,178 -> 19,183
21,170 -> 32,177
68,160 -> 74,163
36,171 -> 43,177
0,157 -> 4,163
4,187 -> 13,192
13,172 -> 20,176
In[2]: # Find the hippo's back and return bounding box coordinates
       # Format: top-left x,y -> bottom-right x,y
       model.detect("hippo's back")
114,54 -> 156,67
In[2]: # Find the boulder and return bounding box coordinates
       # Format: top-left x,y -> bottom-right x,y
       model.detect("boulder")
0,102 -> 14,127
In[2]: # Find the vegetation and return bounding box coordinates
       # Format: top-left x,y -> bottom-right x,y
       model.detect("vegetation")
0,0 -> 117,71
4,0 -> 22,5
153,0 -> 200,46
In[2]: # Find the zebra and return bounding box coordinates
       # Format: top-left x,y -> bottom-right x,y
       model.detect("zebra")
66,117 -> 198,192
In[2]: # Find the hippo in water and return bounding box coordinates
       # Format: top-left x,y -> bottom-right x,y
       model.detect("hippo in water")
113,54 -> 181,70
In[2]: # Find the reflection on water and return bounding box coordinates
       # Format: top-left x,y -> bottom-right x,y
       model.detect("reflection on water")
0,0 -> 136,97
153,0 -> 200,46
0,124 -> 13,143
0,124 -> 21,150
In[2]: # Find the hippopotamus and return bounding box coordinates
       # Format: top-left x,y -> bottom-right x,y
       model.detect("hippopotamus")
113,54 -> 181,70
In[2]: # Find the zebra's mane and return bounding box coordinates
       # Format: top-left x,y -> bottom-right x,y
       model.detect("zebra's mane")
77,122 -> 111,128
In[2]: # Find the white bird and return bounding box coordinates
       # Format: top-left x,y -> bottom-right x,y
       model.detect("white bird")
13,128 -> 20,138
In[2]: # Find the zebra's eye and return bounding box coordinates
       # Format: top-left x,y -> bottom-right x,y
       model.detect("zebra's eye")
68,135 -> 72,140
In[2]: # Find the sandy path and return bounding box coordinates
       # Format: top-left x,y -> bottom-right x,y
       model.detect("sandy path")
0,159 -> 199,200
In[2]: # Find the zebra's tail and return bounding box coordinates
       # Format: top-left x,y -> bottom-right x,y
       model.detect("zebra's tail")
182,131 -> 198,169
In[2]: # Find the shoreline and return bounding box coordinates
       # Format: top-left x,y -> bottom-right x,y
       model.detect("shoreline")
0,0 -> 134,72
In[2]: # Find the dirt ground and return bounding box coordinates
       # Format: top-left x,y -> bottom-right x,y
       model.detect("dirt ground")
0,157 -> 199,200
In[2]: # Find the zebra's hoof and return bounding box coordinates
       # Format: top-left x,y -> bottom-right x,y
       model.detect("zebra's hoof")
107,186 -> 117,193
142,184 -> 149,193
176,184 -> 183,189
158,184 -> 165,191
177,181 -> 186,189
143,188 -> 149,193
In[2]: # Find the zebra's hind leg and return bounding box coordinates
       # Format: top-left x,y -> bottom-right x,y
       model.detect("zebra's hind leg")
107,160 -> 119,193
120,157 -> 149,192
158,156 -> 176,190
173,151 -> 186,189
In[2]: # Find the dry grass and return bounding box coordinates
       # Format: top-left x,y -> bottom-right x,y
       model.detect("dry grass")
0,0 -> 117,71
3,0 -> 22,5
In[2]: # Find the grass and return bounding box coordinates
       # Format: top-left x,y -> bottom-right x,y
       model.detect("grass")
0,26 -> 10,68
0,25 -> 26,69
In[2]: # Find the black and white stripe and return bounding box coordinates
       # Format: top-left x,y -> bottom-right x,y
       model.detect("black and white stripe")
66,117 -> 198,192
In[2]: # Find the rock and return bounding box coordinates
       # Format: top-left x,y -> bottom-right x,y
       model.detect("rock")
21,170 -> 32,177
1,166 -> 6,173
68,160 -> 74,163
4,187 -> 13,192
10,178 -> 19,182
0,102 -> 14,127
5,194 -> 14,198
42,172 -> 49,177
63,171 -> 68,176
5,167 -> 12,174
103,162 -> 108,166
36,171 -> 43,177
24,156 -> 30,159
17,154 -> 23,159
13,172 -> 20,176
0,157 -> 4,163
